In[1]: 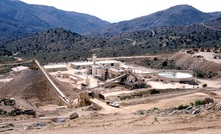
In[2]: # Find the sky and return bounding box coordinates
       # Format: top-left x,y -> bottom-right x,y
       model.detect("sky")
20,0 -> 221,23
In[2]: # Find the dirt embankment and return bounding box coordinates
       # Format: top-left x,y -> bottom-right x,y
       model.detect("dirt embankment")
169,51 -> 221,73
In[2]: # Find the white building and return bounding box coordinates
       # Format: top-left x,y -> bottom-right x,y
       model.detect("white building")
70,60 -> 120,69
44,64 -> 67,72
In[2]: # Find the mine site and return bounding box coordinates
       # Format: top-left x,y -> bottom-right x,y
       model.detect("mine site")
0,49 -> 221,134
1,0 -> 221,133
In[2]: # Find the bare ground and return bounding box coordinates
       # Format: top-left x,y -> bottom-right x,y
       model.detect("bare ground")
0,88 -> 220,134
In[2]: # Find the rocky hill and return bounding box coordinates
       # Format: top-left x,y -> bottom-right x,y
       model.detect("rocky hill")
0,28 -> 96,63
204,15 -> 221,30
85,5 -> 213,37
0,0 -> 110,41
1,23 -> 221,64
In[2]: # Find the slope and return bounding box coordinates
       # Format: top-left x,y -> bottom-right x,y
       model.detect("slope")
204,15 -> 221,30
85,5 -> 213,37
0,69 -> 80,104
1,24 -> 221,65
169,50 -> 221,77
0,0 -> 110,41
1,28 -> 95,63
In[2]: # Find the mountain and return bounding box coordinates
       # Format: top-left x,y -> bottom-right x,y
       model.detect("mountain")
85,5 -> 213,37
209,12 -> 221,17
0,28 -> 95,63
0,0 -> 110,41
204,13 -> 221,30
1,23 -> 221,65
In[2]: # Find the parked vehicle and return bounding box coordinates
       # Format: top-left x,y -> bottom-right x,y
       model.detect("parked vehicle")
106,101 -> 120,108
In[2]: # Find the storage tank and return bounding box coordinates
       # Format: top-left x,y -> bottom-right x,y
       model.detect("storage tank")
92,65 -> 97,76
85,77 -> 90,86
86,66 -> 92,75
157,72 -> 193,82
92,54 -> 97,65
97,67 -> 102,76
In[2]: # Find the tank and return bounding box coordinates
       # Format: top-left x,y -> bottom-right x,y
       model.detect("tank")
157,72 -> 193,82
97,67 -> 102,76
86,66 -> 92,75
92,65 -> 97,76
92,54 -> 97,65
85,77 -> 90,86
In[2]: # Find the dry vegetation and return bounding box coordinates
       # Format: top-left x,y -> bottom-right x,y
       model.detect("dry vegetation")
0,23 -> 221,65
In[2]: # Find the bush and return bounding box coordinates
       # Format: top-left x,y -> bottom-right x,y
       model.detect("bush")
202,84 -> 207,87
190,102 -> 194,106
177,105 -> 189,110
153,57 -> 158,61
194,99 -> 204,106
150,89 -> 160,94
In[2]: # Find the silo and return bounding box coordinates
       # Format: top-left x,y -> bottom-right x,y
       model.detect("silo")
92,65 -> 97,76
92,54 -> 97,65
85,77 -> 90,86
97,67 -> 102,76
86,66 -> 92,75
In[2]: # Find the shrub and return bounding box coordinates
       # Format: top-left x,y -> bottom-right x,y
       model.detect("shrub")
177,105 -> 189,110
190,102 -> 194,106
150,89 -> 160,94
194,99 -> 204,106
202,84 -> 207,87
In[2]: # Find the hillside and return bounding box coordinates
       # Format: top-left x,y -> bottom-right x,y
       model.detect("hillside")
85,5 -> 213,37
204,15 -> 221,30
1,28 -> 96,63
0,0 -> 109,41
1,23 -> 221,65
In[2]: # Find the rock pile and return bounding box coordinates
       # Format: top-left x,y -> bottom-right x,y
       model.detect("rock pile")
0,98 -> 15,107
0,98 -> 36,116
136,98 -> 221,116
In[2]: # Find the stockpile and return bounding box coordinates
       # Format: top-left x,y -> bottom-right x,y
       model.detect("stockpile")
0,69 -> 80,105
169,51 -> 221,72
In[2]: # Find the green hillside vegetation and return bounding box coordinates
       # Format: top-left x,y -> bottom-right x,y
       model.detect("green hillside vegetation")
204,16 -> 221,30
0,24 -> 221,64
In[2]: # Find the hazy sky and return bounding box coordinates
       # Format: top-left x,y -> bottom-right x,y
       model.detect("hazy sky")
20,0 -> 221,22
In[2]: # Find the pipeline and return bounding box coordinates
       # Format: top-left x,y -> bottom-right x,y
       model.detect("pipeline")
33,60 -> 69,104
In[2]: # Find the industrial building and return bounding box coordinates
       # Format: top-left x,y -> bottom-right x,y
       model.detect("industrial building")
70,60 -> 120,69
70,54 -> 119,69
44,64 -> 67,72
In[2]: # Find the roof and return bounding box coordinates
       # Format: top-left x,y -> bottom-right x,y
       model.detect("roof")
11,66 -> 29,72
71,60 -> 119,66
71,62 -> 93,66
158,72 -> 192,79
133,70 -> 151,74
44,64 -> 67,69
97,60 -> 118,64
